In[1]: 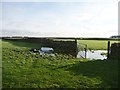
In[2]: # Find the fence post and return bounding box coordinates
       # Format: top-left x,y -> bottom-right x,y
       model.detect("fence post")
107,41 -> 110,59
75,38 -> 78,57
85,45 -> 87,59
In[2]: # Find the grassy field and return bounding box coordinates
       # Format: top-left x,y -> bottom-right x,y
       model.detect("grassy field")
53,39 -> 118,50
78,40 -> 118,50
1,39 -> 42,49
1,39 -> 119,88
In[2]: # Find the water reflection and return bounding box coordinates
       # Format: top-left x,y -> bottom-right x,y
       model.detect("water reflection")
77,50 -> 107,60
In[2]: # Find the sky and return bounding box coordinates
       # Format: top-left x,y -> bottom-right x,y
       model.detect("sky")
0,0 -> 119,38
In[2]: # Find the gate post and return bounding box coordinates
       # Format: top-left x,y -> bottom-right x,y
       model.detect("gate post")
107,41 -> 110,59
75,38 -> 78,57
85,45 -> 87,59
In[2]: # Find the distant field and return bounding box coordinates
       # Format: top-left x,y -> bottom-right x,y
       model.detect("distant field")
2,39 -> 119,88
53,39 -> 118,50
78,40 -> 118,50
1,39 -> 42,49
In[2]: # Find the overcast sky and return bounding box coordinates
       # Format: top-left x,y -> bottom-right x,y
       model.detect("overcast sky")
1,0 -> 119,37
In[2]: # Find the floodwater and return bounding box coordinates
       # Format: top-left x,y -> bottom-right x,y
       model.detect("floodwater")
77,50 -> 107,60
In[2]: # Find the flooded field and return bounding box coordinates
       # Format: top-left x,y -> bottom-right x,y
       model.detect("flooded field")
77,50 -> 107,60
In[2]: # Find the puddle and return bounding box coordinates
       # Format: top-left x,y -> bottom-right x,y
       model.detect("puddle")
77,50 -> 107,60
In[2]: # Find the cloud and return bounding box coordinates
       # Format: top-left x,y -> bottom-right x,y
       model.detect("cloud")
1,1 -> 118,37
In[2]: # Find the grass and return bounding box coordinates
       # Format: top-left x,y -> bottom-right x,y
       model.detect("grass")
52,39 -> 118,50
2,39 -> 119,88
1,39 -> 42,49
78,40 -> 118,50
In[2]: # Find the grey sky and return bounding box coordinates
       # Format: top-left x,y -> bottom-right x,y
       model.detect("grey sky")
1,0 -> 119,37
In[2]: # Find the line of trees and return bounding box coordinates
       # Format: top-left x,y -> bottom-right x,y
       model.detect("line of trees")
110,35 -> 120,39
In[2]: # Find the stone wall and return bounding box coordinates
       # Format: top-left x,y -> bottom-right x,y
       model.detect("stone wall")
109,43 -> 120,60
3,38 -> 77,57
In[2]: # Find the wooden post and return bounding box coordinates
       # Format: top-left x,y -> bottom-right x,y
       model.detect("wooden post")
107,41 -> 110,59
85,45 -> 87,59
75,38 -> 78,57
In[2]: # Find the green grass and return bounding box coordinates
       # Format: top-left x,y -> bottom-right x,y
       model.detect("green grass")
2,39 -> 119,88
1,39 -> 42,49
78,40 -> 118,50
